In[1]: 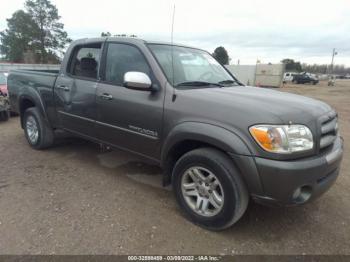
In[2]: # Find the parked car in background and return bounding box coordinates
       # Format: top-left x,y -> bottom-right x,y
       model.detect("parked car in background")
0,73 -> 8,95
336,75 -> 350,79
7,37 -> 343,230
283,72 -> 297,83
0,73 -> 10,121
0,95 -> 10,122
293,72 -> 319,85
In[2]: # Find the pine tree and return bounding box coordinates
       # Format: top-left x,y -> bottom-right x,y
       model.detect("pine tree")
25,0 -> 72,62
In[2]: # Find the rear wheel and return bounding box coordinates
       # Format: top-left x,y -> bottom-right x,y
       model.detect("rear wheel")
173,148 -> 249,230
0,109 -> 10,121
23,107 -> 54,149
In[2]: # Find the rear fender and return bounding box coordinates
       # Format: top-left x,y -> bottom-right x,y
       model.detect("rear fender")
19,87 -> 49,128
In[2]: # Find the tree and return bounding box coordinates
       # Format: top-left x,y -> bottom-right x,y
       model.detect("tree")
0,0 -> 71,63
213,46 -> 230,65
301,63 -> 350,75
101,32 -> 138,38
101,32 -> 112,37
281,58 -> 302,72
0,10 -> 40,62
24,0 -> 71,63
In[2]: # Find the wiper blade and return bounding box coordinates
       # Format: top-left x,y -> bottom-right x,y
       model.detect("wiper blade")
218,79 -> 239,86
175,81 -> 223,87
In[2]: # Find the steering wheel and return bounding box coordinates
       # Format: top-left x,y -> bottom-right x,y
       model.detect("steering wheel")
199,71 -> 214,81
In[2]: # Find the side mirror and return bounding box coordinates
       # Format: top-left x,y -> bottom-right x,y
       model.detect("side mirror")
123,71 -> 152,91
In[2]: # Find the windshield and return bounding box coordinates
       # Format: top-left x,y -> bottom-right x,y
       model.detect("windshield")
148,44 -> 238,88
0,73 -> 6,85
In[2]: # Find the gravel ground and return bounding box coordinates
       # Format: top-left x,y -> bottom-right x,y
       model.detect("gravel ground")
0,80 -> 349,255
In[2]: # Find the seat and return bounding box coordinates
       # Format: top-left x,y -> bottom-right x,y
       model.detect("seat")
76,57 -> 98,78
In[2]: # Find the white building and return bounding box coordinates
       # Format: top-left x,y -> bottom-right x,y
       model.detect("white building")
226,63 -> 285,88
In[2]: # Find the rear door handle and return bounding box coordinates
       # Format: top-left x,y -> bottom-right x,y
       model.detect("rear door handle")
56,85 -> 70,91
100,93 -> 113,100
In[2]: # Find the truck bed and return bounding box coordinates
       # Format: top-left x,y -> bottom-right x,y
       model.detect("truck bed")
7,69 -> 59,114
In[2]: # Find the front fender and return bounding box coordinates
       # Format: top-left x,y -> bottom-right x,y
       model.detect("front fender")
161,122 -> 252,162
161,122 -> 264,196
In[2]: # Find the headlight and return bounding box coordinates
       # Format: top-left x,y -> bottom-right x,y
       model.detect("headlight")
249,124 -> 313,153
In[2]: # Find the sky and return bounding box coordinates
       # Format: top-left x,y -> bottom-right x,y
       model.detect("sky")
1,0 -> 350,66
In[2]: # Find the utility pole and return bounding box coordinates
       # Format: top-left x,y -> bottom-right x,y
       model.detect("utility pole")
329,48 -> 338,75
328,48 -> 338,86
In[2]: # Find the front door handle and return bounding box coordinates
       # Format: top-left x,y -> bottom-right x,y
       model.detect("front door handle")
100,93 -> 113,100
56,85 -> 70,91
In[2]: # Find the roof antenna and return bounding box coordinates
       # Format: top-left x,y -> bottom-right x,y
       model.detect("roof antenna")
171,4 -> 177,102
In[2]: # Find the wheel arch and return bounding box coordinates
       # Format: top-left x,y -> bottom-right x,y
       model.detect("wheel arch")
19,91 -> 48,128
160,122 -> 253,186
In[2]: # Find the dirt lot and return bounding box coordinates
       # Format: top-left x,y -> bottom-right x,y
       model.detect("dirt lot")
0,80 -> 349,255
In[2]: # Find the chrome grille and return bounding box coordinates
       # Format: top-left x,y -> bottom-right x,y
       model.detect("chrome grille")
319,111 -> 338,149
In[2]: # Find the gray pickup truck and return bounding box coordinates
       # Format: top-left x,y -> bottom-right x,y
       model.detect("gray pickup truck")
8,37 -> 344,230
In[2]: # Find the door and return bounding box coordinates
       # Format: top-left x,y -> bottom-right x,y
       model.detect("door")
54,42 -> 102,137
96,43 -> 164,159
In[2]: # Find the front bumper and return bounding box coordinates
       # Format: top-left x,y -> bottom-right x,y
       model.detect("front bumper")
236,136 -> 343,206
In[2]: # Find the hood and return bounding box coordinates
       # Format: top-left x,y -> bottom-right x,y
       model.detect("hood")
177,86 -> 332,127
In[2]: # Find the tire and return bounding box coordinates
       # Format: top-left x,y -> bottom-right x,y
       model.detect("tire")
172,147 -> 249,230
4,109 -> 10,121
0,110 -> 10,121
10,111 -> 19,117
23,107 -> 54,149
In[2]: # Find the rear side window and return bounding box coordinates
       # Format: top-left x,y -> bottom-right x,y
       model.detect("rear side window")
104,43 -> 151,86
69,43 -> 102,79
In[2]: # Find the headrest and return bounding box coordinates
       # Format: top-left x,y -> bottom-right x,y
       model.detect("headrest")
80,57 -> 97,71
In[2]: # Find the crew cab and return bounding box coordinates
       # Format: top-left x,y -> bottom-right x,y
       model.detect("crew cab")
293,72 -> 319,85
8,38 -> 344,230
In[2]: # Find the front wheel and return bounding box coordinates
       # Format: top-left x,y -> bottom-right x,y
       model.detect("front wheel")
172,148 -> 249,230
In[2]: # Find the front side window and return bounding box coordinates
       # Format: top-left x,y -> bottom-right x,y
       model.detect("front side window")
69,43 -> 102,79
148,44 -> 238,88
104,43 -> 151,86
